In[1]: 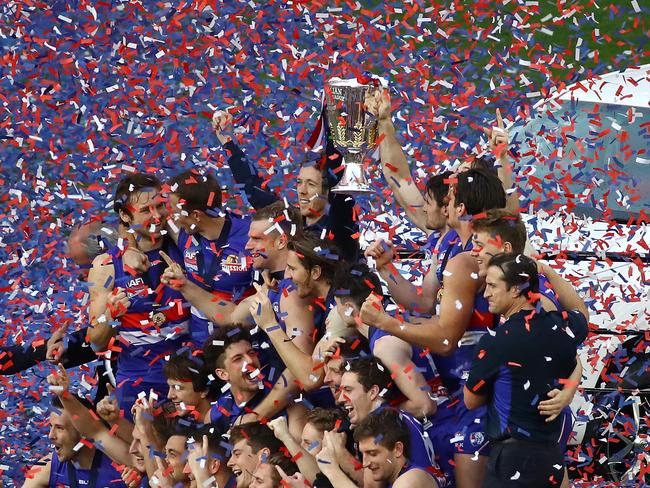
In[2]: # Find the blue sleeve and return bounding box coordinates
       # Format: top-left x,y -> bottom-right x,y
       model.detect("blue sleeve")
466,332 -> 504,396
326,193 -> 360,263
566,310 -> 588,345
223,140 -> 278,209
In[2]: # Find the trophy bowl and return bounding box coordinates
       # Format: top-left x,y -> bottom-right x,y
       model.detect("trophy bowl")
325,77 -> 380,194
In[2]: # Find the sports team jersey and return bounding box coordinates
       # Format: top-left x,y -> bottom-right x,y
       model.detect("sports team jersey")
434,229 -> 463,285
177,212 -> 254,345
435,251 -> 497,397
108,239 -> 190,390
372,405 -> 436,469
49,450 -> 126,487
387,464 -> 441,488
208,385 -> 272,434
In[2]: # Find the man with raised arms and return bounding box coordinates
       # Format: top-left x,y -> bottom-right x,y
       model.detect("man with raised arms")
87,173 -> 190,415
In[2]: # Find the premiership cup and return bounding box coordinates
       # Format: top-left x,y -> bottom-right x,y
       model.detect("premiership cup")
325,78 -> 380,194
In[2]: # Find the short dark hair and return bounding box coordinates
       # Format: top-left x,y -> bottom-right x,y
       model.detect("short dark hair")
163,349 -> 208,393
252,201 -> 303,237
487,253 -> 540,300
305,407 -> 347,433
472,209 -> 527,254
332,263 -> 382,308
153,405 -> 196,443
113,173 -> 162,225
203,326 -> 253,371
353,408 -> 411,459
287,232 -> 343,284
424,171 -> 453,207
266,452 -> 299,486
168,169 -> 222,213
188,425 -> 229,462
469,155 -> 497,173
230,422 -> 284,455
51,394 -> 95,413
453,168 -> 506,216
344,357 -> 392,394
329,332 -> 369,362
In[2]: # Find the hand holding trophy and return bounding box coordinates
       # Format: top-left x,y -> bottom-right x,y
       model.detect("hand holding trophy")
325,76 -> 387,194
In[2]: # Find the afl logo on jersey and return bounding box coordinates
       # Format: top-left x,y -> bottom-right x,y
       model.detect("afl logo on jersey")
126,277 -> 147,295
222,254 -> 248,273
184,249 -> 199,273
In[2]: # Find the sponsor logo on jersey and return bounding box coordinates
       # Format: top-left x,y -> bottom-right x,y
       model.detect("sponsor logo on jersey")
222,254 -> 248,273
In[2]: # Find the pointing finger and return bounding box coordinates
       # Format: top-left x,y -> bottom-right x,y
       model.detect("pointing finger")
496,108 -> 504,129
275,464 -> 290,480
159,250 -> 175,267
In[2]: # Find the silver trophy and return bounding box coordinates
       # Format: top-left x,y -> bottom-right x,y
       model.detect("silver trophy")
325,78 -> 380,194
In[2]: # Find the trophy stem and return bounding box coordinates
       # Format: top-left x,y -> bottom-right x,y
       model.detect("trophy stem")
331,151 -> 373,195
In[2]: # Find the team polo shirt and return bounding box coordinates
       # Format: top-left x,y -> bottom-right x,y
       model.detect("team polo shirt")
177,212 -> 254,345
465,309 -> 588,443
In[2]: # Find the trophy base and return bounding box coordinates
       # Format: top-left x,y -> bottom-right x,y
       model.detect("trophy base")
330,183 -> 374,195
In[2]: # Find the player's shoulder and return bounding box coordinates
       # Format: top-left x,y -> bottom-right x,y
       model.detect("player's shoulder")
90,252 -> 114,271
394,466 -> 437,487
226,211 -> 252,237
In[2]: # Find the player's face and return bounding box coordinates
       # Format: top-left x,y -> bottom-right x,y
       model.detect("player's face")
227,439 -> 258,488
359,438 -> 400,483
249,462 -> 276,488
339,372 -> 374,427
165,435 -> 190,482
484,265 -> 514,315
296,165 -> 327,220
423,193 -> 447,231
301,422 -> 324,454
166,379 -> 206,417
121,189 -> 167,240
168,193 -> 199,235
129,425 -> 147,472
285,251 -> 315,298
48,411 -> 81,462
246,220 -> 281,269
217,341 -> 261,395
323,358 -> 344,398
472,230 -> 506,278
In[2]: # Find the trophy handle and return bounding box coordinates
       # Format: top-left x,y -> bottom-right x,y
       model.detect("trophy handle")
330,151 -> 373,195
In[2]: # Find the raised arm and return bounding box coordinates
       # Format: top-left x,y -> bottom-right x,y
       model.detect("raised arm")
365,238 -> 437,315
159,251 -> 238,325
87,253 -> 124,351
47,363 -> 132,466
213,110 -> 278,210
367,89 -> 430,234
249,285 -> 319,388
361,253 -> 479,354
373,335 -> 436,418
268,417 -> 321,483
484,109 -> 518,212
538,262 -> 589,321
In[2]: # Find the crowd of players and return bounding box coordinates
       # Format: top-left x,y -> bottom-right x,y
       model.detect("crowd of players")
10,89 -> 589,488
